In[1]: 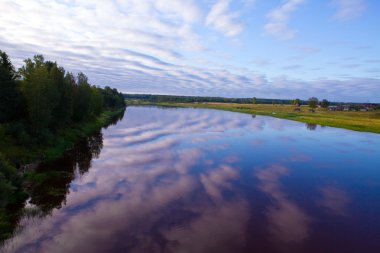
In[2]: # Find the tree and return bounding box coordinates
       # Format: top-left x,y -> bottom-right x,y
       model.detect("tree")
252,97 -> 257,104
89,86 -> 103,117
49,64 -> 74,129
73,72 -> 92,122
321,99 -> 330,108
0,51 -> 20,122
308,97 -> 318,109
25,65 -> 59,133
2,50 -> 125,137
0,153 -> 22,208
19,55 -> 59,133
293,98 -> 301,106
102,86 -> 125,109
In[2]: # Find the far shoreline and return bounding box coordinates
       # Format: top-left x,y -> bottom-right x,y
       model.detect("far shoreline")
127,102 -> 380,134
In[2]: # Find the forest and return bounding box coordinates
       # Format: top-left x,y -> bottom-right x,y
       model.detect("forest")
0,50 -> 125,239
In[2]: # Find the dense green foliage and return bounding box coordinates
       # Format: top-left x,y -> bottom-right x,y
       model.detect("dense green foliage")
0,154 -> 21,208
0,50 -> 125,240
0,154 -> 26,241
308,97 -> 319,109
321,99 -> 330,108
0,52 -> 20,123
292,98 -> 301,106
14,54 -> 125,135
0,51 -> 125,154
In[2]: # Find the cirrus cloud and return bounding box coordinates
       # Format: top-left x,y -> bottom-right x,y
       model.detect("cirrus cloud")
263,0 -> 305,40
0,0 -> 378,102
332,0 -> 367,21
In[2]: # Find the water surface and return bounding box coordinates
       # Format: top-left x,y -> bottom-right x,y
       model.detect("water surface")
2,106 -> 380,253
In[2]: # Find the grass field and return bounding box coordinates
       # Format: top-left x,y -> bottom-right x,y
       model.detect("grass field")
154,102 -> 380,134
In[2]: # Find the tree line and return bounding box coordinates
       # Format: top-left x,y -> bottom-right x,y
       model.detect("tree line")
291,97 -> 330,108
0,51 -> 125,145
125,94 -> 295,104
0,50 -> 125,227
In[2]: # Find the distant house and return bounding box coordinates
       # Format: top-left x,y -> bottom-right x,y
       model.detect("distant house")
364,104 -> 377,111
328,104 -> 378,112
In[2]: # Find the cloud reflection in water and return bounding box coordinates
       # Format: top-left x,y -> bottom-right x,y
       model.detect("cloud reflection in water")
2,107 -> 257,253
2,106 -> 380,253
255,165 -> 312,244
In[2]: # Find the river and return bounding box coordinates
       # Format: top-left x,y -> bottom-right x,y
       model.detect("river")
1,106 -> 380,253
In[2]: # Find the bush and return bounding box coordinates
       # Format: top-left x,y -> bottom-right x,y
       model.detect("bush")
0,153 -> 19,208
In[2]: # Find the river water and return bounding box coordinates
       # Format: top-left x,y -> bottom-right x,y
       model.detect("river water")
1,106 -> 380,253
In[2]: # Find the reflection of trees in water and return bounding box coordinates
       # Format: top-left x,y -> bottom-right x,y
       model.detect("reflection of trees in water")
27,130 -> 104,213
75,131 -> 103,174
103,109 -> 125,130
306,123 -> 317,131
0,112 -> 124,243
25,111 -> 125,214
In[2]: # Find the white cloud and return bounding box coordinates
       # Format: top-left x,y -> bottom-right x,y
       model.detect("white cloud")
155,0 -> 202,23
332,0 -> 367,21
0,0 -> 378,102
264,0 -> 305,40
206,0 -> 245,37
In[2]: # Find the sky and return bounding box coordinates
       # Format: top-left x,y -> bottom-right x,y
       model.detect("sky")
0,0 -> 379,102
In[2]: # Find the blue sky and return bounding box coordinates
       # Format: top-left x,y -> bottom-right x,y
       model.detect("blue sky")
0,0 -> 379,102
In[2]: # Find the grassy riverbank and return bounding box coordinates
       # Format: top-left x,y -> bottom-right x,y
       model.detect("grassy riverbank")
0,108 -> 124,241
36,108 -> 125,162
156,102 -> 380,134
0,108 -> 125,165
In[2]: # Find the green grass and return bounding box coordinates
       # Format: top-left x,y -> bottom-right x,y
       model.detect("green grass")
156,102 -> 380,134
42,109 -> 125,162
0,108 -> 125,165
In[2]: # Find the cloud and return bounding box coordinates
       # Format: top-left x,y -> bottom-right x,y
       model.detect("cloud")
0,0 -> 378,102
255,165 -> 312,244
206,0 -> 245,37
332,0 -> 367,21
318,185 -> 349,216
282,64 -> 301,70
264,0 -> 305,40
253,58 -> 272,66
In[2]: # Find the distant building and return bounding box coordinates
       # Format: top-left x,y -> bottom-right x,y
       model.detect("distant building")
328,103 -> 378,111
328,106 -> 338,111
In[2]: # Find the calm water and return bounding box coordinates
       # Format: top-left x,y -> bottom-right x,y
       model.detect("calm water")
1,106 -> 380,253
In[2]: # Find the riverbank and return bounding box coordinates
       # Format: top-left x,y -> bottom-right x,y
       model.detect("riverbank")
154,102 -> 380,134
0,108 -> 125,166
0,108 -> 125,241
